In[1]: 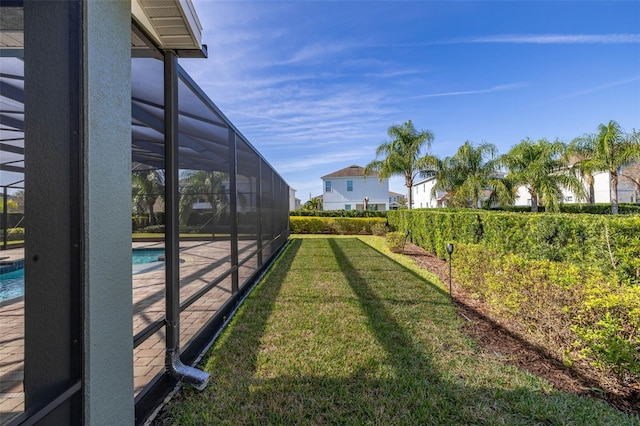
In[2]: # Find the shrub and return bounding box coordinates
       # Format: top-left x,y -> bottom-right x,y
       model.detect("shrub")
290,217 -> 326,234
289,217 -> 386,235
386,231 -> 407,253
388,209 -> 640,284
389,209 -> 640,383
137,225 -> 165,234
452,241 -> 640,384
571,280 -> 640,380
290,209 -> 387,218
133,215 -> 149,231
3,227 -> 25,241
371,222 -> 387,236
154,211 -> 166,225
492,203 -> 640,215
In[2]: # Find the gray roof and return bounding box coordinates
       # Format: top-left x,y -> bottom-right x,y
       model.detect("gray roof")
321,165 -> 378,179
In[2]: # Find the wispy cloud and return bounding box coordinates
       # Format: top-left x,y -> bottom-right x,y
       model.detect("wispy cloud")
275,41 -> 361,65
553,76 -> 640,101
414,83 -> 528,99
387,33 -> 640,48
363,70 -> 425,78
438,34 -> 640,45
275,149 -> 373,173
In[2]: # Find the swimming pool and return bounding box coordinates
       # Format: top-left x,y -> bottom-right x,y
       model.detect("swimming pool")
132,249 -> 165,265
0,249 -> 165,303
0,268 -> 25,303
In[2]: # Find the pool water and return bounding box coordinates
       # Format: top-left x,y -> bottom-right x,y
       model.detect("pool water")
132,249 -> 165,265
0,249 -> 165,303
0,268 -> 24,303
131,248 -> 165,274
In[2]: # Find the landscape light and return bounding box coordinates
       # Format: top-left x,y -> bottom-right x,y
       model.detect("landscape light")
446,243 -> 454,299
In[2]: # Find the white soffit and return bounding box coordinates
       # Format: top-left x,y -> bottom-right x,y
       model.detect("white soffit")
132,0 -> 203,50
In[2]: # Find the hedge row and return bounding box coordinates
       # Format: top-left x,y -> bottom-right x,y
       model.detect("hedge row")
454,243 -> 640,383
1,227 -> 24,241
492,203 -> 640,215
387,209 -> 640,383
388,209 -> 640,284
290,210 -> 387,218
132,213 -> 165,231
290,217 -> 387,235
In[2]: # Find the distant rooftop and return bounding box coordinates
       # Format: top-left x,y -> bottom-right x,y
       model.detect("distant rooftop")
321,165 -> 378,179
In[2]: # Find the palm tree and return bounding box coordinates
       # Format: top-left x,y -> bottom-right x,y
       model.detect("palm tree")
365,120 -> 435,210
303,197 -> 322,211
571,121 -> 640,214
132,169 -> 165,225
619,147 -> 640,202
431,141 -> 513,208
566,139 -> 599,205
500,138 -> 586,213
179,170 -> 229,228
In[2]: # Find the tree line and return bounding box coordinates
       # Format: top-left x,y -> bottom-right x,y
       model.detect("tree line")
365,119 -> 640,214
132,169 -> 229,228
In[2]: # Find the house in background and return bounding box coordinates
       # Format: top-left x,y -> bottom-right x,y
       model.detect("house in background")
289,187 -> 301,211
321,165 -> 389,211
388,191 -> 405,210
514,163 -> 639,207
411,175 -> 447,208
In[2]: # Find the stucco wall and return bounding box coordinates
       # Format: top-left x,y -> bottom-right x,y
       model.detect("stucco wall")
412,178 -> 443,208
84,1 -> 134,423
323,176 -> 389,210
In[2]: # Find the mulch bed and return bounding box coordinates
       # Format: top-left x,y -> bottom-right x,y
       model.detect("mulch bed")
400,241 -> 639,417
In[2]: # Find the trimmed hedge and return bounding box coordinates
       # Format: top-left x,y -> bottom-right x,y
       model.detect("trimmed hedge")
386,231 -> 407,252
290,210 -> 387,218
1,227 -> 24,241
492,203 -> 640,214
132,212 -> 166,231
453,243 -> 640,383
388,209 -> 640,282
387,209 -> 640,383
290,217 -> 387,235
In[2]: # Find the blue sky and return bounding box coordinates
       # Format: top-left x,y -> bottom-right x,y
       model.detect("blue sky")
183,1 -> 640,201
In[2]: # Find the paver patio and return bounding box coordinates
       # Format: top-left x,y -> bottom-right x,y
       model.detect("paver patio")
0,239 -> 259,422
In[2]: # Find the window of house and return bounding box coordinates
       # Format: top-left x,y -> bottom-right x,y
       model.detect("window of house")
347,180 -> 353,191
345,204 -> 351,210
565,196 -> 573,202
325,181 -> 332,192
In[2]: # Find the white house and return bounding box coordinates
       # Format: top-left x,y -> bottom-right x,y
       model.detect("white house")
411,175 -> 447,208
289,187 -> 301,211
321,165 -> 389,211
389,191 -> 405,210
514,164 -> 639,207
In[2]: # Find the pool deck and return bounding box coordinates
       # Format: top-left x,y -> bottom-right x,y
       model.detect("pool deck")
0,249 -> 23,263
0,240 -> 259,421
0,249 -> 24,274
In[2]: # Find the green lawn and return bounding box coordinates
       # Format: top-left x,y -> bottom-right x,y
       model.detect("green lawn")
161,236 -> 637,425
